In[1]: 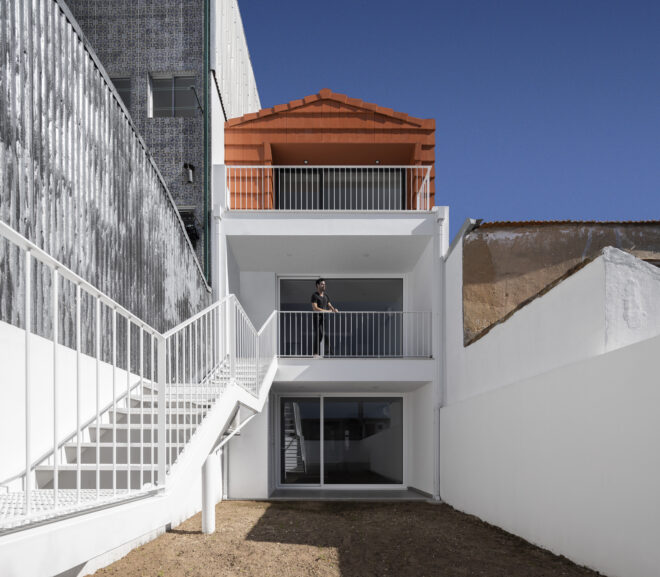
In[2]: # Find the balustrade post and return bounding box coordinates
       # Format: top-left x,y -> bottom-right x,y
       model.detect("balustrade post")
157,336 -> 167,486
228,297 -> 236,382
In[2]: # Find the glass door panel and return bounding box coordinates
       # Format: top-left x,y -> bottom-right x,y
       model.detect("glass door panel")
280,398 -> 321,485
323,398 -> 403,485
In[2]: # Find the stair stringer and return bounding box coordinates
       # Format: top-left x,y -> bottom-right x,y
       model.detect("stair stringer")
0,357 -> 278,577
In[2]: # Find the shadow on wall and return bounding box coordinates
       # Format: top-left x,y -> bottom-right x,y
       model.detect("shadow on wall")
245,501 -> 599,577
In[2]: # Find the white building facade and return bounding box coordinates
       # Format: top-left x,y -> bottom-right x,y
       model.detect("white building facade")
212,91 -> 448,498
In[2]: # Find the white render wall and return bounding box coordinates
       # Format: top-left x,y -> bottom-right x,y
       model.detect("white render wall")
406,382 -> 434,495
210,0 -> 260,120
445,244 -> 660,404
238,271 -> 278,329
604,247 -> 660,350
227,398 -> 270,499
0,320 -> 142,483
440,332 -> 660,577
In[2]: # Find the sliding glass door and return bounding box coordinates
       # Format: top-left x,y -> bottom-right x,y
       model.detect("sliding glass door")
279,396 -> 404,487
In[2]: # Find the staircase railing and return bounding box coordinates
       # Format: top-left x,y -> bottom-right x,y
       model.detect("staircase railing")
0,222 -> 277,531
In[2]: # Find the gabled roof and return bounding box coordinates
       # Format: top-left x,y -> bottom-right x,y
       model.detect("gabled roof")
226,88 -> 434,129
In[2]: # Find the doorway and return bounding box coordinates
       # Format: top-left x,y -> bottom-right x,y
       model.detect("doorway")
278,395 -> 404,488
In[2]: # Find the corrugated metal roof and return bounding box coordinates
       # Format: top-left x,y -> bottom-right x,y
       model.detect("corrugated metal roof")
477,220 -> 660,229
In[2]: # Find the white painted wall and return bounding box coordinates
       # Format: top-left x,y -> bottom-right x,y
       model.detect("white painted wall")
406,382 -> 434,494
226,240 -> 241,297
238,271 -> 278,329
0,321 -> 142,483
210,0 -> 260,119
440,332 -> 660,577
604,247 -> 660,350
408,241 -> 433,311
445,246 -> 660,405
210,87 -> 225,166
227,397 -> 270,499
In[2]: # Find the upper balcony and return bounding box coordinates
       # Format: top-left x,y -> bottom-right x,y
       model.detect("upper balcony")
223,88 -> 435,214
225,165 -> 432,211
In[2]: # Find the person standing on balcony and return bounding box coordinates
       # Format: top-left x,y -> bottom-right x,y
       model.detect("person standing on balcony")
311,278 -> 338,356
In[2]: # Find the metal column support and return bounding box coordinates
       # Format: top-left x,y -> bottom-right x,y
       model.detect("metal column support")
202,452 -> 219,534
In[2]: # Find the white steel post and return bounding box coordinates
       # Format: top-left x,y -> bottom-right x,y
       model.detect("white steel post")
157,336 -> 167,486
228,298 -> 236,382
24,251 -> 32,515
201,453 -> 216,534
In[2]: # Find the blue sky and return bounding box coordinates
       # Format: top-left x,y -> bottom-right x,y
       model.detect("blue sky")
239,1 -> 660,239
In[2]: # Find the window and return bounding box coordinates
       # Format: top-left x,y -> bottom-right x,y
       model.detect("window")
151,75 -> 198,117
177,207 -> 200,248
111,77 -> 131,109
279,396 -> 404,486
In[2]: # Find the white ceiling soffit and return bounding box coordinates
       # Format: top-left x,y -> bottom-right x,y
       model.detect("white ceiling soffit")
227,235 -> 431,273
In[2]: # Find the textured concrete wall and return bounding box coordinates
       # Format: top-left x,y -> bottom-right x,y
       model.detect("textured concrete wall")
66,0 -> 208,264
0,0 -> 211,343
462,222 -> 660,344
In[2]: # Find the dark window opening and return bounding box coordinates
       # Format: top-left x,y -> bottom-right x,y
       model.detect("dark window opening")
178,207 -> 201,248
111,77 -> 131,109
151,75 -> 198,117
274,168 -> 405,210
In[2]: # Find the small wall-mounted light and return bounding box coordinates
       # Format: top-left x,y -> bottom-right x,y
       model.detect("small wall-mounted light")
183,163 -> 195,183
303,160 -> 309,165
375,160 -> 380,164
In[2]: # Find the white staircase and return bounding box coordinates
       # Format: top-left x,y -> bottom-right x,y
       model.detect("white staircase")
0,220 -> 278,536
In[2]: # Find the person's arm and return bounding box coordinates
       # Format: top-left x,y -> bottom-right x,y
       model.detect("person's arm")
312,302 -> 326,312
328,301 -> 338,312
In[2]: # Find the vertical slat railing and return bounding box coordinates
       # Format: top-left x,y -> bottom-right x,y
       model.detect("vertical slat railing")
277,311 -> 433,358
226,166 -> 432,211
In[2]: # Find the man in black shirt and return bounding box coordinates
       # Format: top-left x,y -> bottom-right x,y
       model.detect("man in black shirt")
311,278 -> 338,356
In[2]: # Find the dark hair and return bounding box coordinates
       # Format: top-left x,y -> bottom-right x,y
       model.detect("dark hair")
316,278 -> 325,287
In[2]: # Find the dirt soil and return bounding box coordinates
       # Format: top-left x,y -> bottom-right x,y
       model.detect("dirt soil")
92,501 -> 602,577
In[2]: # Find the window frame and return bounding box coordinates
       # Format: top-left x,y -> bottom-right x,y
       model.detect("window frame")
149,73 -> 198,118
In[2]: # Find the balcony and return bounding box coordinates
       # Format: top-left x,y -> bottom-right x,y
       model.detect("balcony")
225,166 -> 432,212
278,311 -> 432,358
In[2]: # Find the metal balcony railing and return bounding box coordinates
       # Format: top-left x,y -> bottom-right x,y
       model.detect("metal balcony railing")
278,311 -> 432,358
226,166 -> 432,211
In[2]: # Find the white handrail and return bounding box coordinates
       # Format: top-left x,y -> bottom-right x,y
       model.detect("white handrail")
0,223 -> 278,530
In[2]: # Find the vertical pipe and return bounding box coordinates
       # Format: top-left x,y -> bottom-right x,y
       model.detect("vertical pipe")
201,453 -> 215,534
53,268 -> 59,508
24,250 -> 32,516
157,336 -> 167,486
95,297 -> 101,499
175,331 -> 180,465
139,326 -> 144,490
76,284 -> 81,503
150,333 -> 155,485
112,309 -> 117,494
126,319 -> 131,492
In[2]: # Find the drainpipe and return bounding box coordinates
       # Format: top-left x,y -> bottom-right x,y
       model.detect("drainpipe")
203,0 -> 210,279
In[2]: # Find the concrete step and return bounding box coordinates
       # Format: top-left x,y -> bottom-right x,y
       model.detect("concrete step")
108,408 -> 208,425
62,443 -> 183,465
35,466 -> 158,491
89,424 -> 196,444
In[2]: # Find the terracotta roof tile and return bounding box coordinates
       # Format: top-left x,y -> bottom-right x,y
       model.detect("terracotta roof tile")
477,220 -> 660,229
226,89 -> 432,127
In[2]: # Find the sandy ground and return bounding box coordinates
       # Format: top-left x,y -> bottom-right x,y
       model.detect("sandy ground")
92,501 -> 601,577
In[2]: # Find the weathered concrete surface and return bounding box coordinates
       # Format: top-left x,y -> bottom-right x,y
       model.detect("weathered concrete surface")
463,222 -> 660,344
